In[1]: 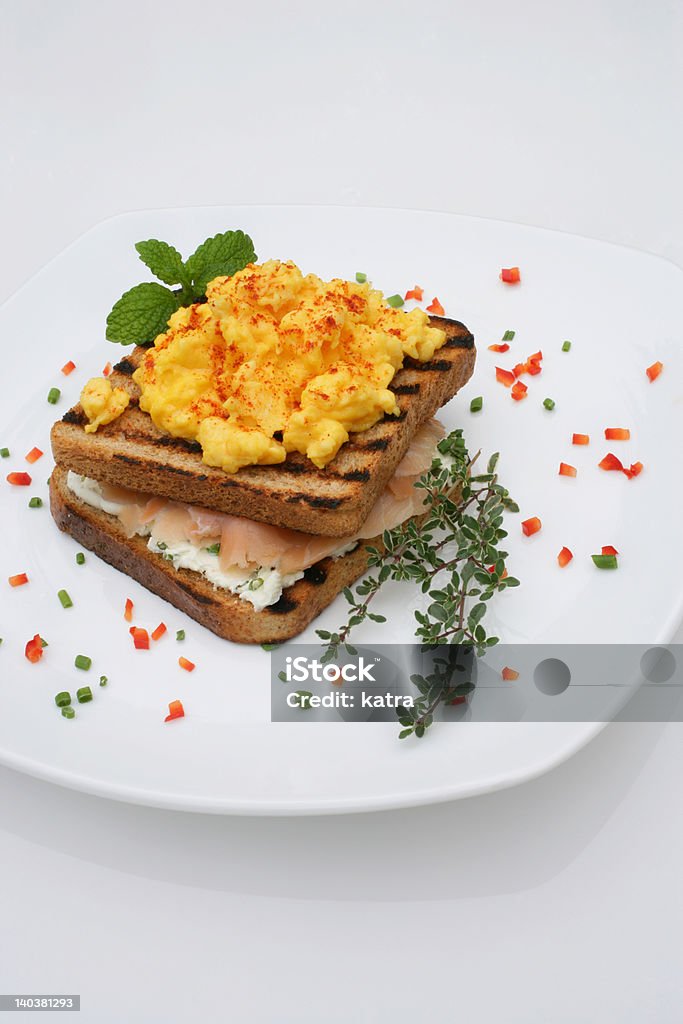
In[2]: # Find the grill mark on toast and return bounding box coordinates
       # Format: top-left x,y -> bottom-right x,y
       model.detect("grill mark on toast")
116,425 -> 201,454
392,383 -> 420,396
157,436 -> 202,454
364,438 -> 389,451
285,493 -> 344,509
112,455 -> 206,480
113,359 -> 136,376
267,594 -> 299,614
444,333 -> 474,349
303,564 -> 328,585
142,434 -> 202,454
342,469 -> 370,482
164,465 -> 208,479
62,408 -> 87,426
406,357 -> 451,372
114,454 -> 143,466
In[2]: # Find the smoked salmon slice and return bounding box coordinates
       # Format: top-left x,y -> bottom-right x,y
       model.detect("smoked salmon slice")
93,419 -> 446,574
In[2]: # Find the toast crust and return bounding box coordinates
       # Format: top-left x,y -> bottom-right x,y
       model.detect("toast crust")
51,316 -> 475,536
49,466 -> 383,644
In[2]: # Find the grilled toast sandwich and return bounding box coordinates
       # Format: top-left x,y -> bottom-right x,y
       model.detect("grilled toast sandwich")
51,316 -> 475,537
50,463 -> 456,644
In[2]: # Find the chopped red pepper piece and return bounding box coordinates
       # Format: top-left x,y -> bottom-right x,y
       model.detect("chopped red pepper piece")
447,695 -> 467,706
528,350 -> 543,364
599,452 -> 643,479
559,462 -> 577,478
164,699 -> 185,722
61,360 -> 76,376
151,622 -> 167,642
404,285 -> 424,302
512,362 -> 527,378
488,343 -> 510,353
601,545 -> 619,556
572,433 -> 590,445
605,428 -> 630,441
179,657 -> 195,672
124,598 -> 134,623
495,366 -> 516,387
425,297 -> 445,316
521,516 -> 542,537
511,381 -> 528,401
7,472 -> 32,486
598,452 -> 624,472
25,447 -> 43,464
646,361 -> 663,382
102,361 -> 113,377
129,626 -> 150,650
502,667 -> 519,681
500,267 -> 521,284
8,573 -> 29,587
24,634 -> 44,663
558,546 -> 573,568
526,360 -> 542,376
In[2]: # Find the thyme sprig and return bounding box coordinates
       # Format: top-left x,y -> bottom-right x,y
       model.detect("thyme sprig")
315,429 -> 520,737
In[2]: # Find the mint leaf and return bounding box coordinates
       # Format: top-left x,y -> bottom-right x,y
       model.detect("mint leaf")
135,239 -> 189,288
185,230 -> 257,296
105,282 -> 181,346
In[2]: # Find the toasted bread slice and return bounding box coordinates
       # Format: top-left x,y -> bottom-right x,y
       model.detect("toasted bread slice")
50,466 -> 397,644
51,315 -> 474,537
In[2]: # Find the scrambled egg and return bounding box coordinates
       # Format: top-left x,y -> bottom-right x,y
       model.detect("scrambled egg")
80,378 -> 130,434
83,260 -> 447,471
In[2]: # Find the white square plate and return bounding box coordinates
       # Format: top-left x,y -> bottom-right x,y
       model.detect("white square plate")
0,205 -> 681,814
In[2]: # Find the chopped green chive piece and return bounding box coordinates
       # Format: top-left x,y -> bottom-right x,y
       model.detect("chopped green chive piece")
386,294 -> 404,308
591,554 -> 618,570
470,396 -> 483,413
99,675 -> 108,687
543,398 -> 555,411
40,637 -> 48,647
562,340 -> 571,352
55,691 -> 71,708
28,496 -> 43,508
76,552 -> 85,565
0,447 -> 9,458
58,589 -> 73,609
176,629 -> 185,641
76,686 -> 93,703
261,642 -> 281,651
61,706 -> 75,719
502,330 -> 515,341
47,387 -> 61,404
355,272 -> 367,283
156,541 -> 168,551
74,654 -> 91,671
205,542 -> 221,555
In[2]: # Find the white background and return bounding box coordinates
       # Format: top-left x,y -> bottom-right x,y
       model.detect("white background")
1,1 -> 682,1021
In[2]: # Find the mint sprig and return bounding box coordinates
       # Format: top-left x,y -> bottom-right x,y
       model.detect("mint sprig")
106,230 -> 257,346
